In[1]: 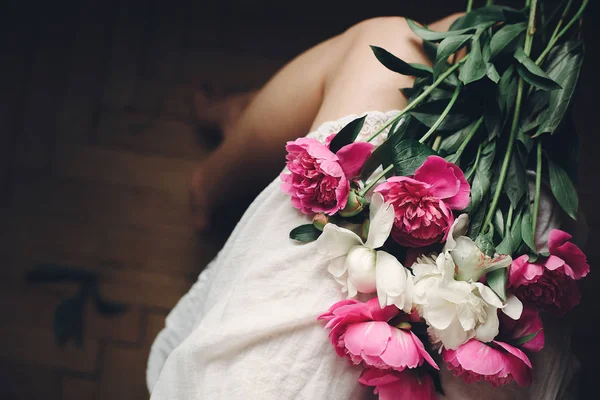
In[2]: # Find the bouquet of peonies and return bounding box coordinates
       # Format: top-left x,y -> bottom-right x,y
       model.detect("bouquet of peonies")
280,1 -> 590,398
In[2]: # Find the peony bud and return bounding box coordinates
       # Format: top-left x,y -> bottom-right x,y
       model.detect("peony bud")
312,213 -> 329,231
339,191 -> 366,217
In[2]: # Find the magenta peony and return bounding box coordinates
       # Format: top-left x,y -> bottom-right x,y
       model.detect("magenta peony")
374,156 -> 470,247
318,298 -> 437,371
359,368 -> 437,400
509,230 -> 589,314
280,137 -> 373,215
443,339 -> 533,387
498,304 -> 545,352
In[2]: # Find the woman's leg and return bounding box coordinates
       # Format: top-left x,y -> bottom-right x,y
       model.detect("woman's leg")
190,14 -> 462,230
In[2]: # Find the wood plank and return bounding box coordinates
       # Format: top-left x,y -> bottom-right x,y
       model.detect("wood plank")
0,326 -> 99,374
0,251 -> 196,310
57,0 -> 116,143
102,0 -> 150,110
182,49 -> 284,91
54,143 -> 196,201
95,109 -> 210,159
15,6 -> 76,172
0,4 -> 37,203
11,175 -> 190,228
61,375 -> 98,400
0,211 -> 215,278
0,362 -> 60,400
127,81 -> 194,121
98,346 -> 150,400
0,286 -> 143,344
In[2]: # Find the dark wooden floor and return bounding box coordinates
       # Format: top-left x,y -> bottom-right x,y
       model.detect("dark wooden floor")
0,1 -> 598,399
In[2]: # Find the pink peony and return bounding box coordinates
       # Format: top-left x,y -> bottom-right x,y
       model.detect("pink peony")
280,137 -> 373,215
318,298 -> 438,371
359,368 -> 437,400
509,230 -> 589,314
344,321 -> 439,371
498,304 -> 545,352
443,339 -> 533,387
374,156 -> 470,247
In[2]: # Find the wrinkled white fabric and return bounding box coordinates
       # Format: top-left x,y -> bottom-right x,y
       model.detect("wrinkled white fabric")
147,111 -> 580,400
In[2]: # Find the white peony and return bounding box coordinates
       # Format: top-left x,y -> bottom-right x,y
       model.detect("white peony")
316,193 -> 413,312
412,252 -> 505,350
444,214 -> 512,282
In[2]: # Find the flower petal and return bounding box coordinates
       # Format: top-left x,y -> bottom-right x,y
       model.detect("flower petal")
365,193 -> 395,249
346,246 -> 377,294
501,295 -> 523,320
316,223 -> 363,259
375,250 -> 413,313
474,305 -> 500,343
378,328 -> 422,370
336,142 -> 374,179
414,156 -> 470,210
345,321 -> 392,358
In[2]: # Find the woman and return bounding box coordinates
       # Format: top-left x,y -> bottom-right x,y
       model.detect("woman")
147,14 -> 580,399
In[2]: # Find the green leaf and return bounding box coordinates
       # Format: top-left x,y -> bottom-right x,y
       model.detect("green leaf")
468,141 -> 496,213
328,116 -> 367,153
483,97 -> 503,139
490,22 -> 527,59
439,120 -> 481,155
547,158 -> 578,220
514,47 -> 562,91
422,40 -> 438,62
486,268 -> 507,302
498,65 -> 518,114
468,192 -> 489,240
451,6 -> 526,30
360,117 -> 411,182
433,35 -> 472,78
289,224 -> 322,242
521,208 -> 537,253
475,232 -> 496,257
54,290 -> 87,347
407,19 -> 476,42
391,139 -> 436,176
512,329 -> 542,347
459,35 -> 486,85
504,150 -> 527,207
480,30 -> 500,83
536,41 -> 584,136
410,99 -> 473,131
520,91 -> 551,133
496,209 -> 523,255
370,46 -> 432,77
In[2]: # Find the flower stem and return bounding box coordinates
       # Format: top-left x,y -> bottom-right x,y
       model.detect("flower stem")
465,142 -> 484,181
483,0 -> 539,230
467,0 -> 474,12
367,57 -> 467,143
432,135 -> 443,152
532,140 -> 543,236
535,0 -> 588,65
359,165 -> 393,197
506,206 -> 514,233
419,83 -> 463,144
454,116 -> 484,161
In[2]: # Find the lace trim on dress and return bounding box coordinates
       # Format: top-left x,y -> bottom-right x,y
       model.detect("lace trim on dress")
306,110 -> 402,146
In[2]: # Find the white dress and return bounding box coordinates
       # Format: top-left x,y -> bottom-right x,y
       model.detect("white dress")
146,111 -> 580,400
